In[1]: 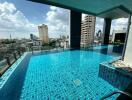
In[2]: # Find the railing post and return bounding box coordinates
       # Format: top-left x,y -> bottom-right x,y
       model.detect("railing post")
18,51 -> 21,56
31,47 -> 33,54
5,56 -> 11,66
13,52 -> 17,60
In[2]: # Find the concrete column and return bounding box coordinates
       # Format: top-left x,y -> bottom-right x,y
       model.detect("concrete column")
124,16 -> 132,66
103,18 -> 112,44
70,10 -> 81,49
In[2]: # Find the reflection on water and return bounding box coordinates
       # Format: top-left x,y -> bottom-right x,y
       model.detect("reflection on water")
85,45 -> 124,56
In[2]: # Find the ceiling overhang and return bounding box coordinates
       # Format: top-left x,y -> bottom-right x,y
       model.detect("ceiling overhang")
28,0 -> 132,19
97,6 -> 130,19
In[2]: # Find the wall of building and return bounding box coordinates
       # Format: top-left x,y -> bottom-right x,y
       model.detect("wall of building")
124,17 -> 132,66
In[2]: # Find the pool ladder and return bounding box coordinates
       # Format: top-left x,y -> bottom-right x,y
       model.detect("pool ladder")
100,90 -> 132,100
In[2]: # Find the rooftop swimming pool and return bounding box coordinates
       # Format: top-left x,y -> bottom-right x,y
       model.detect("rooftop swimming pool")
0,45 -> 125,100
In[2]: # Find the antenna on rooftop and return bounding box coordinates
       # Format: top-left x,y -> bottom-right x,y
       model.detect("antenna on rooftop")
10,34 -> 12,40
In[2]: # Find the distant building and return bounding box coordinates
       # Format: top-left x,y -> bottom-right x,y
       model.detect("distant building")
30,34 -> 39,41
112,29 -> 126,43
59,35 -> 69,48
81,14 -> 96,47
38,24 -> 49,44
94,30 -> 103,44
29,34 -> 42,46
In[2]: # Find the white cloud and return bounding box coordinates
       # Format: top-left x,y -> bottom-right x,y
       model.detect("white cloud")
110,18 -> 128,35
44,6 -> 70,38
111,18 -> 128,31
0,2 -> 37,39
0,1 -> 16,14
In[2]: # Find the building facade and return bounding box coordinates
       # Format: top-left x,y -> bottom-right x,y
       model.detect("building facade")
81,15 -> 96,47
38,24 -> 49,44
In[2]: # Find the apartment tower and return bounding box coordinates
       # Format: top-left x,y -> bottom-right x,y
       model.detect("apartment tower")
81,15 -> 96,47
38,24 -> 49,44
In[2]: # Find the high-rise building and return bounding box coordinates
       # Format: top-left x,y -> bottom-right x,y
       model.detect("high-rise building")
81,15 -> 96,47
38,24 -> 49,44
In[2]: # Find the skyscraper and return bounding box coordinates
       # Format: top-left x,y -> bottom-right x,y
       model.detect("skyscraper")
81,15 -> 96,47
38,24 -> 49,44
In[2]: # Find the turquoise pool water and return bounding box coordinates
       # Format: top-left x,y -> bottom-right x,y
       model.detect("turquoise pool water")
19,50 -> 119,100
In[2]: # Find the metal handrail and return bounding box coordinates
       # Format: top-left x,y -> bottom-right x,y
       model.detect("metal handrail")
100,90 -> 132,100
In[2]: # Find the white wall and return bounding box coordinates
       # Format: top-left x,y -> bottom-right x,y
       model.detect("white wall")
124,17 -> 132,66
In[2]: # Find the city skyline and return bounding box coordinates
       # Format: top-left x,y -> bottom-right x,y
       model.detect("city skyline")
0,0 -> 128,39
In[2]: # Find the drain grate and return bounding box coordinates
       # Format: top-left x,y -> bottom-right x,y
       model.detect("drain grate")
73,79 -> 82,86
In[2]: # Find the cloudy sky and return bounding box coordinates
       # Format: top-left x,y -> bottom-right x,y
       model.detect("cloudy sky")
0,0 -> 128,39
